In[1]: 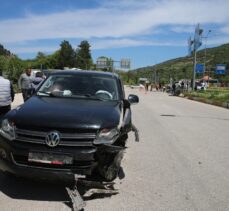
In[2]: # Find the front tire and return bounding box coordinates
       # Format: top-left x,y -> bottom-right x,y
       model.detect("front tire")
98,150 -> 124,181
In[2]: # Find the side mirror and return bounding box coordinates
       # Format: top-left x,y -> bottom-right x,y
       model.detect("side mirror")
128,94 -> 139,105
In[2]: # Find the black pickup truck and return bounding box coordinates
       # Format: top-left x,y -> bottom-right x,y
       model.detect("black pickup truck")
0,70 -> 139,183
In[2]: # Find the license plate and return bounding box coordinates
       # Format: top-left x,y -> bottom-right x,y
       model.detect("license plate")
28,152 -> 73,165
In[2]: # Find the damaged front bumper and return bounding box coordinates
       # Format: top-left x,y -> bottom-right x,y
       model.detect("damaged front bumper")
0,134 -> 126,183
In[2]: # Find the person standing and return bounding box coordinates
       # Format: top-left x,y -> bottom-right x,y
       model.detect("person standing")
31,71 -> 44,91
0,69 -> 15,117
172,83 -> 176,95
18,68 -> 33,101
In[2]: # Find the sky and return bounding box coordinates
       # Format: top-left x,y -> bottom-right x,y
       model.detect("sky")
0,0 -> 229,69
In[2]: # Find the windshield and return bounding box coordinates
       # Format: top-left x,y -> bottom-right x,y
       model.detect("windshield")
37,74 -> 119,101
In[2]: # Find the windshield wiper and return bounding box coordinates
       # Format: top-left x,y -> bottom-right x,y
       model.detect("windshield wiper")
82,94 -> 116,101
72,94 -> 104,101
37,91 -> 56,97
37,92 -> 106,101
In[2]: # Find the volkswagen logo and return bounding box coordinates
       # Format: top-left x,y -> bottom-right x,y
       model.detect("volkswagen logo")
45,131 -> 60,147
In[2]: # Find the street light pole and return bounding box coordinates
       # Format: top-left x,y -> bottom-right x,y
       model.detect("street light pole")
154,68 -> 157,85
193,49 -> 197,89
192,23 -> 203,90
202,30 -> 211,85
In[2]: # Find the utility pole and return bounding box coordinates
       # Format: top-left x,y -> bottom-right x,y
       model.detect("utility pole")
151,68 -> 154,84
191,24 -> 203,90
154,68 -> 157,84
208,67 -> 211,85
202,30 -> 211,85
193,49 -> 197,89
112,65 -> 115,73
188,37 -> 193,90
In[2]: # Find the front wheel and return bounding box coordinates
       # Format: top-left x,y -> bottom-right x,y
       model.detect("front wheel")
98,150 -> 124,181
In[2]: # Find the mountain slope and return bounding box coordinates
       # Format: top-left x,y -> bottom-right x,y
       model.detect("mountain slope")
131,43 -> 229,84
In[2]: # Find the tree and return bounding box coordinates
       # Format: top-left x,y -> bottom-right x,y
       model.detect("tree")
0,56 -> 8,73
0,44 -> 11,57
75,40 -> 93,70
2,56 -> 24,83
35,52 -> 46,69
45,51 -> 60,69
57,40 -> 76,69
36,52 -> 46,60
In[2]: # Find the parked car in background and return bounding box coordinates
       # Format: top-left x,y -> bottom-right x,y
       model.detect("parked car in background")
31,69 -> 42,78
195,82 -> 207,90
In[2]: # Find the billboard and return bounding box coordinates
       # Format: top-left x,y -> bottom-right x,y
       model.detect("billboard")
215,64 -> 226,74
96,58 -> 108,69
120,59 -> 131,69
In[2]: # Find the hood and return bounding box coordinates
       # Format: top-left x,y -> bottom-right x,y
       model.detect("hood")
8,96 -> 122,130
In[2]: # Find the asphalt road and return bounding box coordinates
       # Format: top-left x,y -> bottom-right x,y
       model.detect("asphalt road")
1,88 -> 229,211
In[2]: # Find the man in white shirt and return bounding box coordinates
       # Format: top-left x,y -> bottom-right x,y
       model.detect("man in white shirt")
0,69 -> 15,117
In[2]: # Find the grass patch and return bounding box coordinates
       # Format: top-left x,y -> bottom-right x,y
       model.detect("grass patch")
184,89 -> 229,103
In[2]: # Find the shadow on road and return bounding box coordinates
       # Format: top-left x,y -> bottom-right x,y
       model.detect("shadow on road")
0,170 -> 123,208
160,114 -> 229,121
0,171 -> 69,202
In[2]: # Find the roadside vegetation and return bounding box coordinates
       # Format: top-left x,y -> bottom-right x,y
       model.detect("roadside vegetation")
1,41 -> 229,91
0,41 -> 129,87
0,40 -> 93,83
184,88 -> 229,103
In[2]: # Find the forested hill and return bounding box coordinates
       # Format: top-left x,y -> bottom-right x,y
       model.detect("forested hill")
128,43 -> 229,84
0,44 -> 12,57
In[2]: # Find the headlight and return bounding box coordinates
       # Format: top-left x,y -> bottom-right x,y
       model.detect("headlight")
0,119 -> 15,141
94,128 -> 119,145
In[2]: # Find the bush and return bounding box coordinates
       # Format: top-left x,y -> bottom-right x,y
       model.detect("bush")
13,83 -> 20,93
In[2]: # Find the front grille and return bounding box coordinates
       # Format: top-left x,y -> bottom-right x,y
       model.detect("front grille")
15,128 -> 96,147
15,125 -> 97,133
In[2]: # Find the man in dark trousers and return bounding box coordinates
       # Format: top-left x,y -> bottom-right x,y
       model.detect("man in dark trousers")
172,83 -> 176,95
0,69 -> 15,117
18,68 -> 32,101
